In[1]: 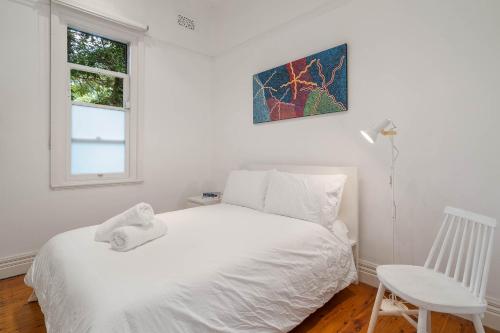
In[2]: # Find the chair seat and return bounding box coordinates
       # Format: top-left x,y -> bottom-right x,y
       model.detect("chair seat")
377,265 -> 486,314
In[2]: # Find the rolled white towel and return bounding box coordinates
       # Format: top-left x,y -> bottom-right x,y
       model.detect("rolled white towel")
95,203 -> 155,242
110,219 -> 167,252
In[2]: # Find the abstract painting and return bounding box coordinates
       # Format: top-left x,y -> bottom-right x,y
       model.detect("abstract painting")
253,43 -> 347,123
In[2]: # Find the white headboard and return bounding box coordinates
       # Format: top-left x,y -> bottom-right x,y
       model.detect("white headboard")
246,164 -> 359,245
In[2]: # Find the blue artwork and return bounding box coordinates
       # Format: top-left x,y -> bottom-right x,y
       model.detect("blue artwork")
253,43 -> 348,123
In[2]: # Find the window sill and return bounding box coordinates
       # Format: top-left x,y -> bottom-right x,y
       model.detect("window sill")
50,178 -> 143,190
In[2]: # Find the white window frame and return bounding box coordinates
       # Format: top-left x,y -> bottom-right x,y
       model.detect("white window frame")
50,2 -> 145,188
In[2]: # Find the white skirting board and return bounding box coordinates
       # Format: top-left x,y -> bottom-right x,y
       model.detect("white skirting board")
0,251 -> 37,280
359,259 -> 500,331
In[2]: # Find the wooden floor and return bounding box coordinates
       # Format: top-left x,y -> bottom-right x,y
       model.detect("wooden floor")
0,275 -> 497,333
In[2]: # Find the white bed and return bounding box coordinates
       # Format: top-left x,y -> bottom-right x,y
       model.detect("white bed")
25,165 -> 358,333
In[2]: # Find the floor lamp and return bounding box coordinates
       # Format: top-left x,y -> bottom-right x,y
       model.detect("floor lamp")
360,119 -> 407,313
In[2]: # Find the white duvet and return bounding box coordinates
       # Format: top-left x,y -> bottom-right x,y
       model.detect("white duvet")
25,204 -> 357,333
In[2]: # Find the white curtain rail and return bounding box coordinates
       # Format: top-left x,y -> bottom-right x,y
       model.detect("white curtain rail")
51,0 -> 149,32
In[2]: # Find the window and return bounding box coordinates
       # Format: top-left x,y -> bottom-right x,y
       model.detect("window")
68,28 -> 127,175
50,3 -> 145,188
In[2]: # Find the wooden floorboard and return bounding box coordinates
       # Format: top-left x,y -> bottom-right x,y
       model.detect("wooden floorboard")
0,275 -> 497,332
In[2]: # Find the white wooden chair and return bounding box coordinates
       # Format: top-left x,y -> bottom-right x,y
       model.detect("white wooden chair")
367,206 -> 497,333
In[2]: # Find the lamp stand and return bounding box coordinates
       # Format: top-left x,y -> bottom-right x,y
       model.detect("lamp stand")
379,125 -> 408,315
360,120 -> 412,320
388,133 -> 399,264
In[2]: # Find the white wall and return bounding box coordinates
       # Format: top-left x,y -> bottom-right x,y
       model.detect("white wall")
0,0 -> 214,258
211,0 -> 500,302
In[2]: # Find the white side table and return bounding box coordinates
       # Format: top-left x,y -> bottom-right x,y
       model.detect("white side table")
349,239 -> 359,273
186,196 -> 222,208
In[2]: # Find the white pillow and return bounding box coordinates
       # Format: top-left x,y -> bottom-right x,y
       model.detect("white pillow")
264,171 -> 347,229
222,170 -> 270,210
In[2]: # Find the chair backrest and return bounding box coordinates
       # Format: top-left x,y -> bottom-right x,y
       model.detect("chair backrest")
424,207 -> 497,301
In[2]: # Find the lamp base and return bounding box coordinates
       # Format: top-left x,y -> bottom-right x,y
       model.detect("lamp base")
381,297 -> 409,312
380,294 -> 419,328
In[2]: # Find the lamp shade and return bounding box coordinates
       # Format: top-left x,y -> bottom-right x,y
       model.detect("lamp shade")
360,119 -> 392,144
360,128 -> 378,143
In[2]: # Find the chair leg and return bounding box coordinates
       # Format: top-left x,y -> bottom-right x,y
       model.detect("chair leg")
472,314 -> 485,333
427,310 -> 431,333
417,308 -> 427,333
367,283 -> 385,333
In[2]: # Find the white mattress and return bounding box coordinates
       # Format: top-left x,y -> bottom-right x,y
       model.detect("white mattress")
25,204 -> 357,333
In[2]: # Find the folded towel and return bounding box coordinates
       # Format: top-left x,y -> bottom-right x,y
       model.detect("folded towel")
110,219 -> 167,252
95,203 -> 155,242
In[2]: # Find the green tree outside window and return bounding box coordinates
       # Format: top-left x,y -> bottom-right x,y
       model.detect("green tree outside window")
68,28 -> 128,107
